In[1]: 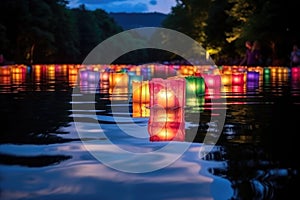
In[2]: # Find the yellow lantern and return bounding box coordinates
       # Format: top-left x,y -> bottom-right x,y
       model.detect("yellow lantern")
132,81 -> 150,103
132,102 -> 150,118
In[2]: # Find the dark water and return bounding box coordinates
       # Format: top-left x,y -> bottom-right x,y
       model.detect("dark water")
0,64 -> 299,200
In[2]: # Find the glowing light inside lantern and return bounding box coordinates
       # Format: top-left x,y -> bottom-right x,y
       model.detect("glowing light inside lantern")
132,81 -> 150,103
156,89 -> 177,108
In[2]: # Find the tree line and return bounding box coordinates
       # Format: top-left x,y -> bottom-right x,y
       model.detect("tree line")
0,0 -> 123,64
0,0 -> 298,66
163,0 -> 298,66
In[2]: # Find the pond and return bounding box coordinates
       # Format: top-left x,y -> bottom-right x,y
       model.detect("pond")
0,64 -> 299,200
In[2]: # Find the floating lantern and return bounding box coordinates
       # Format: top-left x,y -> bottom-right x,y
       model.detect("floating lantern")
132,81 -> 150,103
291,67 -> 300,81
109,73 -> 128,89
232,73 -> 245,85
148,107 -> 185,141
221,74 -> 232,86
202,74 -> 221,89
100,71 -> 110,82
247,71 -> 259,82
178,65 -> 194,76
149,77 -> 186,109
0,66 -> 11,76
128,74 -> 143,93
185,76 -> 205,97
11,65 -> 26,85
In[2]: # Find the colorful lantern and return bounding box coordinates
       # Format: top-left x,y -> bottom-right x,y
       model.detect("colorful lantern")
185,76 -> 205,97
132,81 -> 150,103
132,102 -> 150,118
221,74 -> 232,86
232,73 -> 245,85
202,74 -> 221,89
128,74 -> 143,93
246,71 -> 260,90
100,71 -> 110,82
149,77 -> 186,109
109,72 -> 128,89
247,71 -> 260,82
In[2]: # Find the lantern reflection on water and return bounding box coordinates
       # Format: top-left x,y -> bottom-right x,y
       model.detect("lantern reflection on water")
186,95 -> 205,113
148,107 -> 185,141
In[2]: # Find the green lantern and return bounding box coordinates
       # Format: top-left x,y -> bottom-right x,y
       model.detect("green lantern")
185,76 -> 205,97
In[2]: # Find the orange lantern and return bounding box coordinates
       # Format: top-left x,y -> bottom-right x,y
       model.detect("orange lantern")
132,102 -> 150,118
221,74 -> 232,86
132,81 -> 150,103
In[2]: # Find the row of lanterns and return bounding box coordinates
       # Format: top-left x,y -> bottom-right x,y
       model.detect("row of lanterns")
0,64 -> 297,141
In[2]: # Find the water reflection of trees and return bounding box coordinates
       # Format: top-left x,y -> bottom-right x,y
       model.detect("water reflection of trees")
0,90 -> 79,145
202,97 -> 300,199
0,153 -> 71,167
204,144 -> 298,199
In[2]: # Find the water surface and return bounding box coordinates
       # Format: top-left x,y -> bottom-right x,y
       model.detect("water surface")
0,64 -> 299,200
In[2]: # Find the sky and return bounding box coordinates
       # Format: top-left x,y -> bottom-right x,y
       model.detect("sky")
67,0 -> 177,14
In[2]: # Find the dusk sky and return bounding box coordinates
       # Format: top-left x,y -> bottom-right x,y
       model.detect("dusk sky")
67,0 -> 177,14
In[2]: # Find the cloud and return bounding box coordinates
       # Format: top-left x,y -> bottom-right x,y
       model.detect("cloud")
149,0 -> 157,6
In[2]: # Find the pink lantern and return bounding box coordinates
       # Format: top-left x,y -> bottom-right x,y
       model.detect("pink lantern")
202,74 -> 221,89
149,77 -> 186,109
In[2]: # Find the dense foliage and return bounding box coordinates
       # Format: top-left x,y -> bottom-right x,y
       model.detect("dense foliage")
162,0 -> 298,66
0,0 -> 122,64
